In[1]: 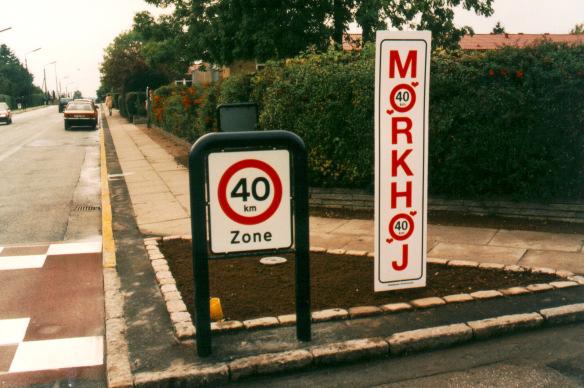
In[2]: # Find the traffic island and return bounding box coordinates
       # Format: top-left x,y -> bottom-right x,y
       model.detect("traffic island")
143,236 -> 582,342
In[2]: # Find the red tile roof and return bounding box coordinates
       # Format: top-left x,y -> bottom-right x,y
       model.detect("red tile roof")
459,33 -> 584,50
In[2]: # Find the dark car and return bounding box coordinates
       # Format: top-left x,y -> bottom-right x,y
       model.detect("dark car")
0,102 -> 12,124
58,97 -> 71,113
64,102 -> 98,130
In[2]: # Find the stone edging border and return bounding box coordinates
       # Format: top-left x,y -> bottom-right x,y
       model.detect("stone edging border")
132,304 -> 584,385
143,236 -> 584,341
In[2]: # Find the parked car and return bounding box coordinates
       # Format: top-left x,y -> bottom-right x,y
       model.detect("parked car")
58,97 -> 72,113
64,102 -> 97,130
73,98 -> 98,115
0,102 -> 12,124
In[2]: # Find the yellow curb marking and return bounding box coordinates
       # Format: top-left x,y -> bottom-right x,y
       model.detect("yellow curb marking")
100,121 -> 116,268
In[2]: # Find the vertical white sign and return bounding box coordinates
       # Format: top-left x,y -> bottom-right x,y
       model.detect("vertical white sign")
374,31 -> 431,292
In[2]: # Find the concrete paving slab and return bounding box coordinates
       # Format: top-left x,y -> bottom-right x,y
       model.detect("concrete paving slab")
174,194 -> 191,214
332,219 -> 374,236
125,181 -> 168,195
140,218 -> 191,237
130,192 -> 181,206
519,250 -> 584,275
133,201 -> 188,226
123,171 -> 161,184
428,225 -> 497,245
428,243 -> 525,265
310,233 -> 352,250
120,160 -> 153,171
490,230 -> 584,253
343,237 -> 374,253
151,162 -> 185,172
310,217 -> 351,234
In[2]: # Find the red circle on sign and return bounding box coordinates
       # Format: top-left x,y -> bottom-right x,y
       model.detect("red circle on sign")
388,213 -> 415,241
390,83 -> 416,113
217,159 -> 283,225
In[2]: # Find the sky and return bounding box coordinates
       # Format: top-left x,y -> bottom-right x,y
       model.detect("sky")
1,0 -> 583,98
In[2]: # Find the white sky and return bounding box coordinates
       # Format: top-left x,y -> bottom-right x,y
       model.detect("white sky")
0,0 -> 582,98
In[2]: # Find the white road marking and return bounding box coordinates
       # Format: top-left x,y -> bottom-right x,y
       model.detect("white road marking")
47,240 -> 102,255
0,318 -> 30,345
0,255 -> 46,271
9,336 -> 104,373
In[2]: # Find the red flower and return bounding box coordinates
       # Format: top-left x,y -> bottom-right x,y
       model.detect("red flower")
488,69 -> 495,76
515,70 -> 524,78
500,68 -> 508,76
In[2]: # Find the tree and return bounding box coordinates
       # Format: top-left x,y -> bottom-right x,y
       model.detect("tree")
492,21 -> 506,34
570,23 -> 584,34
73,90 -> 82,99
0,44 -> 42,106
143,0 -> 494,64
99,30 -> 168,95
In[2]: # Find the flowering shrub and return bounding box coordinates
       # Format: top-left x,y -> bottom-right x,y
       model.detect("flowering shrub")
152,42 -> 584,201
152,84 -> 217,142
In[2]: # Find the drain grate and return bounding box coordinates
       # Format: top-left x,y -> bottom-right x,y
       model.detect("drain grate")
74,205 -> 102,212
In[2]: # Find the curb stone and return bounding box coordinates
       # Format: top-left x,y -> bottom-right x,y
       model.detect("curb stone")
310,338 -> 388,365
103,269 -> 133,388
388,323 -> 472,355
133,364 -> 229,387
540,303 -> 584,325
467,313 -> 544,339
228,350 -> 313,381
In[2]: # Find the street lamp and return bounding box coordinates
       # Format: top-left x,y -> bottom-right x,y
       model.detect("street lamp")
0,27 -> 12,33
24,47 -> 42,70
43,61 -> 56,99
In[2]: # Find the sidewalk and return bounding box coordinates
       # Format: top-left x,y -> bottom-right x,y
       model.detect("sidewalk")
105,111 -> 584,275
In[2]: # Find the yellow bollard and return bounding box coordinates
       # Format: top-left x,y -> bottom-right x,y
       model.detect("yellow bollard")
210,297 -> 224,321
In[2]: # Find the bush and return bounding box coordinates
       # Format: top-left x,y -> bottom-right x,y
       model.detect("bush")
118,94 -> 127,118
149,43 -> 584,201
429,43 -> 584,201
0,94 -> 13,107
125,92 -> 147,119
30,94 -> 45,106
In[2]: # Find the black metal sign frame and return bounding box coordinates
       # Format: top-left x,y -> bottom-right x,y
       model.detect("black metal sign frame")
189,130 -> 311,357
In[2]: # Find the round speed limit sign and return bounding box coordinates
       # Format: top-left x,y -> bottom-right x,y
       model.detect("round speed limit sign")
208,150 -> 292,254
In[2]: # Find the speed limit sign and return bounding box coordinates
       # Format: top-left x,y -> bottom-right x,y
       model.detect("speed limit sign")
208,149 -> 292,253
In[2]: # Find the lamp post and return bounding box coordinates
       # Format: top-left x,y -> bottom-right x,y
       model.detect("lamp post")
22,47 -> 41,109
24,47 -> 41,70
0,27 -> 12,33
43,61 -> 56,102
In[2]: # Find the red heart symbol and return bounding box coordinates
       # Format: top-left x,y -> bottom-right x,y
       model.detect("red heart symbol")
386,238 -> 394,244
386,109 -> 394,115
410,210 -> 417,216
412,81 -> 419,87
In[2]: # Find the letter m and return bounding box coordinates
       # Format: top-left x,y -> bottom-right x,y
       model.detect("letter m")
389,50 -> 417,78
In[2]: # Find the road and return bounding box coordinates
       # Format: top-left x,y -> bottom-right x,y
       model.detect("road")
236,323 -> 584,387
0,106 -> 101,245
0,106 -> 105,387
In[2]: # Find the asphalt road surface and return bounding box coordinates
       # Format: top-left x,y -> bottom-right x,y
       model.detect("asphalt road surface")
234,323 -> 584,387
0,106 -> 105,387
0,106 -> 101,245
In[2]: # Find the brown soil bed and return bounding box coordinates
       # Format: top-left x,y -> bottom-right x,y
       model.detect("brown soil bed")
159,238 -> 560,322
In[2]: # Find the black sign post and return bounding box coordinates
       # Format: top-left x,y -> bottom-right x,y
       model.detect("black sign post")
189,130 -> 311,357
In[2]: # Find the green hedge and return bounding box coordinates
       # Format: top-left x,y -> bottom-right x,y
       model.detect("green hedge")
125,92 -> 147,119
151,43 -> 584,202
152,84 -> 218,142
0,94 -> 13,107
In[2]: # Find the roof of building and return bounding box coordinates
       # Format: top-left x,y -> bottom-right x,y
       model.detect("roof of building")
459,33 -> 584,50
